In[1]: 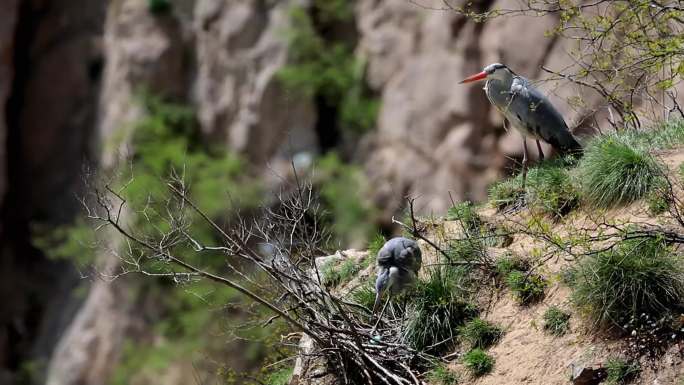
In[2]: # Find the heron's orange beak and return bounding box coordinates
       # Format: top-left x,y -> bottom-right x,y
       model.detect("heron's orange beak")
459,71 -> 488,84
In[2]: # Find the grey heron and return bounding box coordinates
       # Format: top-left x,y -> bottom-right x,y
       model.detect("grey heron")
460,63 -> 582,188
373,237 -> 422,314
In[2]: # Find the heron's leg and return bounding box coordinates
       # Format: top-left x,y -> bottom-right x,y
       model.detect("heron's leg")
536,139 -> 545,161
372,296 -> 391,334
521,137 -> 529,191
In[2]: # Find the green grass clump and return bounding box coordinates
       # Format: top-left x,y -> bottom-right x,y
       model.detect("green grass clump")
506,271 -> 547,305
496,254 -> 545,305
604,358 -> 640,385
447,201 -> 482,232
426,363 -> 459,385
542,306 -> 571,336
495,254 -> 530,277
614,119 -> 684,150
349,283 -> 376,311
489,159 -> 579,217
403,267 -> 477,353
462,349 -> 494,376
368,233 -> 386,258
321,258 -> 360,287
571,235 -> 684,328
459,318 -> 503,349
577,136 -> 663,208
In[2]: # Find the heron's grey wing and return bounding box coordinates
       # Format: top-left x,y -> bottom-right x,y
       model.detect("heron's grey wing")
398,240 -> 421,274
509,78 -> 582,154
376,243 -> 394,267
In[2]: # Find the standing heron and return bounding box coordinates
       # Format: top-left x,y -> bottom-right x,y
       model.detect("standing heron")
460,63 -> 582,188
373,237 -> 422,316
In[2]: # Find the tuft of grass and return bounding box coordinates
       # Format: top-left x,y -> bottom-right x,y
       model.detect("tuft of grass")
613,119 -> 684,150
426,363 -> 459,385
459,318 -> 503,349
604,358 -> 640,385
577,136 -> 663,208
488,178 -> 525,211
571,235 -> 684,328
447,237 -> 487,267
489,158 -> 579,217
495,253 -> 530,277
321,258 -> 360,287
349,283 -> 376,311
542,306 -> 571,336
447,201 -> 482,232
506,271 -> 546,305
462,349 -> 494,377
402,267 -> 478,353
368,233 -> 386,259
495,254 -> 545,305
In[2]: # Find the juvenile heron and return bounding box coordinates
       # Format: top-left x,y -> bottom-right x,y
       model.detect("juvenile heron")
373,237 -> 422,314
460,63 -> 582,188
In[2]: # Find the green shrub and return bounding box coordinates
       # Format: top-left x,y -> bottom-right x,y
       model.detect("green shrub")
571,235 -> 684,328
577,136 -> 663,207
506,271 -> 546,305
604,358 -> 640,385
459,318 -> 503,349
426,363 -> 459,385
462,349 -> 494,376
147,0 -> 171,14
542,306 -> 571,336
402,267 -> 477,353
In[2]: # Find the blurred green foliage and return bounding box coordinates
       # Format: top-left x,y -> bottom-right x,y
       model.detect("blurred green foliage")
316,152 -> 377,245
147,0 -> 171,15
278,2 -> 379,134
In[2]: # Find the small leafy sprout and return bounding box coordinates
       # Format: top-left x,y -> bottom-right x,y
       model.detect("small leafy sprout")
462,348 -> 494,376
426,363 -> 459,385
577,136 -> 663,208
459,318 -> 503,349
604,358 -> 640,385
542,306 -> 571,336
506,271 -> 547,305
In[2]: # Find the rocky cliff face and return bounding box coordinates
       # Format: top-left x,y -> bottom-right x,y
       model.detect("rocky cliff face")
3,0 -> 681,384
